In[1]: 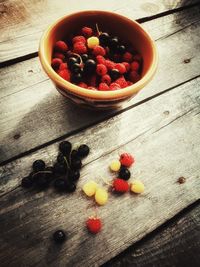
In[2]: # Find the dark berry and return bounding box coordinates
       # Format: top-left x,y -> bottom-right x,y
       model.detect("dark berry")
109,37 -> 119,51
71,150 -> 80,160
68,57 -> 78,69
110,69 -> 120,81
118,45 -> 126,54
21,176 -> 33,188
68,169 -> 80,181
53,162 -> 68,175
81,54 -> 89,62
77,144 -> 90,158
99,32 -> 110,46
71,73 -> 82,84
57,153 -> 65,164
66,181 -> 76,193
54,178 -> 67,191
84,59 -> 96,74
35,174 -> 49,189
119,167 -> 131,180
53,230 -> 66,243
44,167 -> 54,182
32,160 -> 45,172
71,63 -> 82,74
59,141 -> 72,156
71,158 -> 82,170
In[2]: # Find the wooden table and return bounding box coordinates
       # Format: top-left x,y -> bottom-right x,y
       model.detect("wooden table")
0,1 -> 200,266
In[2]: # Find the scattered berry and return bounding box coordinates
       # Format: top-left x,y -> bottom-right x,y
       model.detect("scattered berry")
54,41 -> 68,53
59,141 -> 72,156
86,217 -> 102,234
68,169 -> 80,181
72,35 -> 86,44
99,82 -> 110,91
21,176 -> 33,188
66,181 -> 76,193
53,230 -> 66,243
32,160 -> 45,172
110,160 -> 121,172
77,144 -> 90,158
51,58 -> 63,69
82,27 -> 93,37
96,64 -> 107,76
93,45 -> 106,56
95,188 -> 108,205
87,36 -> 99,49
71,158 -> 82,170
82,180 -> 98,197
120,153 -> 134,167
113,178 -> 129,193
130,180 -> 144,193
119,167 -> 131,180
54,178 -> 67,191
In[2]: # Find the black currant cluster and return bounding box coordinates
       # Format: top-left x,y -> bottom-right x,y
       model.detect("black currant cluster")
21,141 -> 90,193
99,32 -> 126,55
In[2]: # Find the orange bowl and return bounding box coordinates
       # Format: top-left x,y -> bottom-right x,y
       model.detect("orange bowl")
39,11 -> 158,109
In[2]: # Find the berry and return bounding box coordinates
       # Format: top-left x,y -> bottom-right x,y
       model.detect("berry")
123,52 -> 133,62
130,180 -> 144,193
84,59 -> 96,73
71,158 -> 82,170
68,57 -> 78,69
99,82 -> 109,91
68,169 -> 80,181
53,52 -> 65,60
95,188 -> 108,205
113,178 -> 129,193
109,37 -> 119,51
32,160 -> 45,172
118,45 -> 126,54
66,180 -> 76,192
21,176 -> 33,188
129,71 -> 140,83
54,41 -> 68,53
51,58 -> 63,69
73,42 -> 87,54
133,54 -> 142,63
57,153 -> 65,164
71,63 -> 82,74
96,64 -> 107,76
110,69 -> 120,81
53,230 -> 66,243
53,162 -> 68,175
109,82 -> 121,90
70,150 -> 80,160
115,77 -> 128,88
59,141 -> 72,155
105,60 -> 115,70
122,62 -> 130,72
92,45 -> 106,56
87,36 -> 99,49
120,153 -> 134,167
54,178 -> 67,191
99,32 -> 110,46
58,69 -> 70,81
82,27 -> 93,37
36,174 -> 50,189
82,181 -> 98,197
86,217 -> 102,234
81,54 -> 89,62
59,63 -> 68,70
115,63 -> 126,74
77,144 -> 90,158
110,160 -> 121,172
72,35 -> 86,44
119,167 -> 131,180
131,61 -> 140,72
101,74 -> 111,85
71,73 -> 82,84
78,82 -> 88,88
96,55 -> 106,64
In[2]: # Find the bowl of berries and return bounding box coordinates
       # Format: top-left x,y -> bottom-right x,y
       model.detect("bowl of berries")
39,11 -> 158,109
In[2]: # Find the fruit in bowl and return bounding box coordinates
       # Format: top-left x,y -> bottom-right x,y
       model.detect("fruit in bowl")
39,11 -> 158,109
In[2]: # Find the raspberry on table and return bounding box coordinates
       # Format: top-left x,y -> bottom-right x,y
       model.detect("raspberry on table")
131,61 -> 140,71
99,82 -> 110,91
73,42 -> 87,54
101,74 -> 111,85
93,45 -> 106,56
96,55 -> 106,65
123,52 -> 133,62
113,178 -> 129,193
54,41 -> 68,53
51,58 -> 63,69
82,26 -> 93,37
115,63 -> 126,74
86,217 -> 102,234
96,64 -> 107,76
72,35 -> 86,44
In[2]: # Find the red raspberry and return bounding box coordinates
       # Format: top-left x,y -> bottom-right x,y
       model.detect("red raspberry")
127,81 -> 133,86
120,153 -> 134,167
131,61 -> 140,71
109,82 -> 121,90
115,76 -> 128,88
99,82 -> 110,91
113,179 -> 129,193
86,217 -> 102,234
93,45 -> 106,56
73,42 -> 87,54
72,35 -> 86,44
115,63 -> 126,74
123,52 -> 133,62
129,71 -> 140,83
57,69 -> 70,81
87,86 -> 97,90
122,62 -> 130,72
78,82 -> 88,88
96,55 -> 106,64
59,63 -> 68,70
96,64 -> 107,76
54,41 -> 68,53
53,52 -> 65,60
101,74 -> 111,85
82,27 -> 93,37
105,60 -> 115,70
133,54 -> 142,63
51,58 -> 63,69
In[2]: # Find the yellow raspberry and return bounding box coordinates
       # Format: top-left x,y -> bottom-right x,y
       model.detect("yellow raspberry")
110,160 -> 121,172
95,188 -> 108,205
82,181 -> 98,197
130,180 -> 144,194
87,36 -> 99,49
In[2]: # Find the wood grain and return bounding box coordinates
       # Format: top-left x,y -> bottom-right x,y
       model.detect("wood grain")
0,0 -> 199,64
103,202 -> 200,267
1,5 -> 200,163
0,76 -> 199,266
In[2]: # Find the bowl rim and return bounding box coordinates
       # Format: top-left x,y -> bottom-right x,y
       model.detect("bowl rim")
39,10 -> 158,100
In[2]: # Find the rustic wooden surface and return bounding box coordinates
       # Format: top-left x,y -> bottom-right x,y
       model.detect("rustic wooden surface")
0,1 -> 200,266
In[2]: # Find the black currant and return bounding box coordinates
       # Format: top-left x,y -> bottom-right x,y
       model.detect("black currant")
119,167 -> 131,180
77,144 -> 90,158
53,230 -> 66,243
70,150 -> 80,161
66,181 -> 76,193
57,153 -> 65,164
110,69 -> 120,80
71,63 -> 82,74
81,54 -> 89,62
99,32 -> 110,46
71,73 -> 82,84
68,57 -> 78,69
109,37 -> 119,50
84,59 -> 96,74
32,160 -> 45,172
59,141 -> 72,156
21,176 -> 33,188
68,169 -> 80,181
71,158 -> 82,170
54,178 -> 67,191
35,174 -> 49,189
118,45 -> 126,54
53,162 -> 68,175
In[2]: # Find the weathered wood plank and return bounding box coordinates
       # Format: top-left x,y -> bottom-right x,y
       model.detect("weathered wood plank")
0,0 -> 199,64
1,6 -> 200,163
103,202 -> 200,267
0,77 -> 200,266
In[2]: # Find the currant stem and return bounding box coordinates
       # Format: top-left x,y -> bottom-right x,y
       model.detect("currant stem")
96,23 -> 101,36
32,170 -> 52,177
